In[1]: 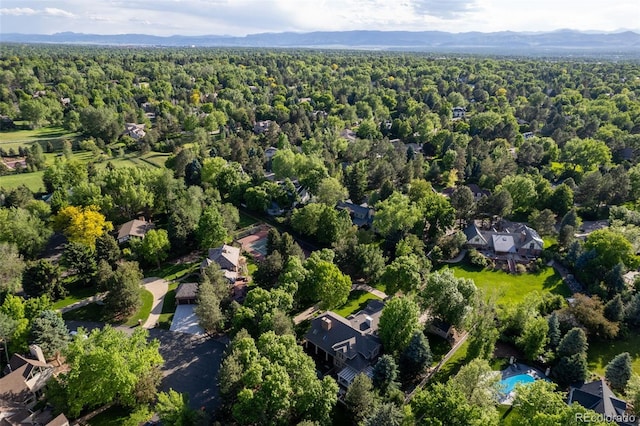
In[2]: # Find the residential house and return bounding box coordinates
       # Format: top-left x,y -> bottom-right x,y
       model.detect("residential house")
200,244 -> 241,283
0,347 -> 54,411
337,200 -> 375,228
568,379 -> 635,426
253,120 -> 272,134
452,106 -> 466,119
175,283 -> 198,305
124,123 -> 146,140
429,318 -> 454,341
0,406 -> 69,426
462,222 -> 544,257
340,129 -> 356,143
116,219 -> 154,244
522,131 -> 535,140
59,98 -> 71,107
304,300 -> 384,388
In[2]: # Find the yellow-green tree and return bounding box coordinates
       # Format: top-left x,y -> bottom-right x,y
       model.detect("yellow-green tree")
54,205 -> 113,248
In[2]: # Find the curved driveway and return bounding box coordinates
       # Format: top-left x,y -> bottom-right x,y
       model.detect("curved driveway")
142,277 -> 169,329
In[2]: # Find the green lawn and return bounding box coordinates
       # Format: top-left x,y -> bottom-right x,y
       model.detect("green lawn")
145,261 -> 199,281
157,281 -> 179,329
123,289 -> 154,327
0,171 -> 45,191
587,331 -> 640,375
432,340 -> 469,382
334,290 -> 381,318
140,152 -> 170,167
62,289 -> 155,327
0,125 -> 79,151
238,211 -> 259,229
446,264 -> 569,307
52,284 -> 99,310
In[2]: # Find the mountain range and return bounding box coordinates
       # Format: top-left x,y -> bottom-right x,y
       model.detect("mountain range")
2,30 -> 639,55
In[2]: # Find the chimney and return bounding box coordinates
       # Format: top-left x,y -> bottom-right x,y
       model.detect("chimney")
29,345 -> 46,363
364,315 -> 373,329
321,317 -> 332,331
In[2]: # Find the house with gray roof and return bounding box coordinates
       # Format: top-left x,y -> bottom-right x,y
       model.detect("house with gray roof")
304,300 -> 384,388
0,348 -> 54,411
337,200 -> 374,228
462,222 -> 544,258
568,379 -> 635,426
200,244 -> 240,282
116,219 -> 153,244
175,282 -> 198,305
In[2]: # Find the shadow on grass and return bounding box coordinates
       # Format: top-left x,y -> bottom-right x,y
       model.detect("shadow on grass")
334,290 -> 380,318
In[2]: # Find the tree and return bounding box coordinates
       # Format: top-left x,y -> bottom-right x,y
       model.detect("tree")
0,242 -> 25,294
450,359 -> 502,412
351,243 -> 386,282
372,354 -> 399,394
54,205 -> 113,249
49,326 -> 163,418
450,186 -> 475,225
22,259 -> 64,300
95,233 -> 121,266
378,296 -> 420,354
195,279 -> 223,335
399,332 -> 432,381
156,389 -> 205,426
138,229 -> 171,268
557,327 -> 588,358
553,352 -> 588,387
604,294 -> 625,322
584,228 -> 638,271
62,242 -> 97,286
546,183 -> 574,216
79,106 -> 121,141
605,352 -> 633,391
561,137 -> 611,172
0,207 -> 53,258
315,177 -> 347,206
30,310 -> 69,361
373,192 -> 420,241
570,294 -> 619,339
364,403 -> 404,426
421,269 -> 476,329
528,209 -> 557,236
466,295 -> 499,361
196,205 -> 227,250
379,254 -> 422,295
516,316 -> 549,361
547,312 -> 561,350
626,374 -> 640,416
345,161 -> 368,204
345,373 -> 376,424
496,175 -> 537,214
305,259 -> 351,310
104,261 -> 142,320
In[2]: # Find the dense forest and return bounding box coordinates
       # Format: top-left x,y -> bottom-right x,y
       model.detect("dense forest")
0,45 -> 640,425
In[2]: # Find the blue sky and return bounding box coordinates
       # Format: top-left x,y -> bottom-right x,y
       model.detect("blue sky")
1,0 -> 638,36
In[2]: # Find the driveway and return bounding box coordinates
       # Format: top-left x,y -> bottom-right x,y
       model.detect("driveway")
142,277 -> 169,329
170,305 -> 204,335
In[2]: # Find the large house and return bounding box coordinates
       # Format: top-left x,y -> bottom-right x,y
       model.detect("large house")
452,106 -> 466,119
116,219 -> 154,244
304,300 -> 384,388
253,120 -> 272,134
463,222 -> 544,257
200,244 -> 240,282
337,200 -> 375,228
124,123 -> 146,140
568,379 -> 635,426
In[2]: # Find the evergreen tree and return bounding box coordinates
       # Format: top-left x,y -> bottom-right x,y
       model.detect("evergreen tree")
554,352 -> 588,387
22,259 -> 65,300
194,279 -> 223,335
605,352 -> 633,390
547,312 -> 561,350
399,332 -> 432,381
104,261 -> 142,320
30,310 -> 69,361
557,327 -> 588,357
372,355 -> 399,394
604,294 -> 625,322
345,373 -> 376,424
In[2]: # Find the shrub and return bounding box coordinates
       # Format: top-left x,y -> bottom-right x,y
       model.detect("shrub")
467,249 -> 489,269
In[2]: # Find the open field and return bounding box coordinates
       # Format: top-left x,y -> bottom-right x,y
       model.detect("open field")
0,171 -> 45,191
62,289 -> 155,327
588,331 -> 640,375
446,264 -> 570,307
0,125 -> 80,151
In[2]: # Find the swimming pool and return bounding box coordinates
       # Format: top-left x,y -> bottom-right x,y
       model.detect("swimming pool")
500,374 -> 535,394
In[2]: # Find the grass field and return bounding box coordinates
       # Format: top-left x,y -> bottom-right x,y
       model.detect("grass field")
0,171 -> 45,191
446,264 -> 570,307
145,261 -> 199,281
432,340 -> 470,382
0,125 -> 79,151
158,281 -> 179,329
62,289 -> 155,327
52,284 -> 99,310
588,331 -> 640,375
334,290 -> 381,318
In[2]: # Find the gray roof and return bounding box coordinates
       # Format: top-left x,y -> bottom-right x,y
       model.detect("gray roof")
175,282 -> 198,300
492,234 -> 516,253
463,223 -> 487,244
568,379 -> 633,426
117,219 -> 153,241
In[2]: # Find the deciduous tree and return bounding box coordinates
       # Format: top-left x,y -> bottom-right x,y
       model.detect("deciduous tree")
378,297 -> 421,354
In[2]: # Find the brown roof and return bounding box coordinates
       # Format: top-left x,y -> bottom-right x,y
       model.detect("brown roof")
117,219 -> 153,241
175,282 -> 198,301
46,413 -> 70,426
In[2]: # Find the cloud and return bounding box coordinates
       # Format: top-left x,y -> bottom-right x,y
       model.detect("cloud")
0,7 -> 75,18
412,0 -> 480,19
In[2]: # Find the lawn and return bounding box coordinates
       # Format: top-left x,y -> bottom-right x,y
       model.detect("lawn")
123,289 -> 154,327
87,405 -> 131,426
157,281 -> 179,329
62,289 -> 155,327
145,261 -> 199,281
334,290 -> 381,318
0,171 -> 45,191
432,340 -> 469,382
587,330 -> 640,375
446,264 -> 569,307
52,284 -> 99,310
140,152 -> 170,167
0,125 -> 79,151
238,211 -> 259,229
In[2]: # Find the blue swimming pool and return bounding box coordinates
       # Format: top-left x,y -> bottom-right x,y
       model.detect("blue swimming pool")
500,374 -> 535,394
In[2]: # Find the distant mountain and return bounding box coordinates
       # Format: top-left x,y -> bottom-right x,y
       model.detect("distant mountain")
2,30 -> 639,55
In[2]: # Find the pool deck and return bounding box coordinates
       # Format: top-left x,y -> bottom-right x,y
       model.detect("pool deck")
498,363 -> 548,405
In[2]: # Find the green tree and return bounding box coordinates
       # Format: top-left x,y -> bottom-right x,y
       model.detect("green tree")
196,205 -> 227,250
49,326 -> 163,418
305,259 -> 351,310
516,316 -> 549,361
373,192 -> 420,241
450,186 -> 475,226
104,261 -> 142,320
95,233 -> 121,267
584,228 -> 638,271
554,353 -> 588,387
528,209 -> 557,236
315,176 -> 348,206
345,161 -> 368,204
547,312 -> 561,350
364,403 -> 404,426
30,310 -> 69,361
156,389 -> 205,426
0,207 -> 53,258
605,352 -> 633,390
378,297 -> 421,354
372,354 -> 399,394
138,229 -> 171,268
399,332 -> 432,381
557,327 -> 588,357
195,279 -> 223,335
379,254 -> 422,295
62,242 -> 97,286
626,374 -> 640,416
561,137 -> 611,172
0,242 -> 25,294
22,259 -> 64,300
496,175 -> 537,214
345,373 -> 377,424
421,269 -> 476,329
449,359 -> 501,414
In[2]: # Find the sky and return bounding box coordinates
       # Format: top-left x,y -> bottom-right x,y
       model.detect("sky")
0,0 -> 638,36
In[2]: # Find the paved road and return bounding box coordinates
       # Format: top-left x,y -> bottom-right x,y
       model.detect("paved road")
142,277 -> 169,329
293,304 -> 320,325
65,321 -> 227,414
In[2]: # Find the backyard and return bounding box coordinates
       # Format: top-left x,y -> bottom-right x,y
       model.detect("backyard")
333,290 -> 381,318
588,331 -> 640,375
62,289 -> 154,327
446,263 -> 570,307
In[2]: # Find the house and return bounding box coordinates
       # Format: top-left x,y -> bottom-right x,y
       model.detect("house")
462,222 -> 544,258
116,219 -> 153,244
568,379 -> 635,426
0,407 -> 69,426
429,318 -> 454,340
522,131 -> 535,140
452,106 -> 466,119
124,123 -> 146,140
200,244 -> 240,282
340,129 -> 357,142
337,200 -> 374,228
253,120 -> 272,134
175,283 -> 198,305
0,115 -> 15,130
59,98 -> 71,107
264,146 -> 278,161
304,300 -> 384,388
0,347 -> 54,410
267,201 -> 286,217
